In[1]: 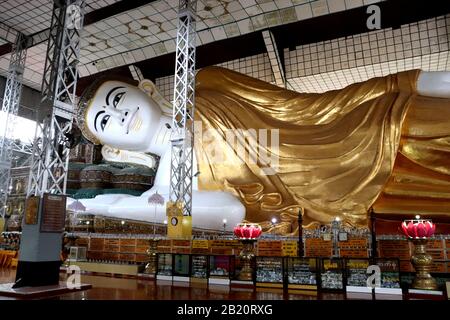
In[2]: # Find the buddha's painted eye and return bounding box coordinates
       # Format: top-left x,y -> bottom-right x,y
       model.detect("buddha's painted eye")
113,92 -> 125,108
100,114 -> 110,131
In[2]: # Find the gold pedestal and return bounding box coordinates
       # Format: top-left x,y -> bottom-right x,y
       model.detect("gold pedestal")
238,240 -> 255,281
166,201 -> 192,239
144,239 -> 159,274
411,239 -> 438,290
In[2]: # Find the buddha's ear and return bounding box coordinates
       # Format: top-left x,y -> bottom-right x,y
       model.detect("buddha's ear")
138,79 -> 172,115
138,79 -> 155,96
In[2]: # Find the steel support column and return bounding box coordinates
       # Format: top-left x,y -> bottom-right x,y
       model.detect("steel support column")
27,0 -> 85,197
0,33 -> 28,219
13,0 -> 85,288
169,0 -> 197,218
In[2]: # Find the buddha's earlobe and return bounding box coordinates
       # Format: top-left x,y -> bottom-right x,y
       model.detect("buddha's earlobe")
138,79 -> 155,96
138,79 -> 172,115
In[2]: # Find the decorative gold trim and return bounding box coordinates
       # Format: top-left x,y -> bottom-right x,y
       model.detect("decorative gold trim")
287,284 -> 317,290
76,83 -> 102,145
288,289 -> 318,296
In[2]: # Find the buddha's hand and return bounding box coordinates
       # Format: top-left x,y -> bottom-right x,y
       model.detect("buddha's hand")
101,145 -> 123,161
101,145 -> 156,169
417,71 -> 450,98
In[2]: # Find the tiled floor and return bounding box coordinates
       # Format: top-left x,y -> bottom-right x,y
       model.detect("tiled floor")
0,267 -> 353,300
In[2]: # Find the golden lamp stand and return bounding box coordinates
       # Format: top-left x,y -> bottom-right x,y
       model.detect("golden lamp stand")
238,240 -> 256,281
410,239 -> 438,290
144,238 -> 159,274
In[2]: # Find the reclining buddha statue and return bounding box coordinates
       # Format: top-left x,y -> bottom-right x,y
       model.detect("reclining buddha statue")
71,66 -> 450,234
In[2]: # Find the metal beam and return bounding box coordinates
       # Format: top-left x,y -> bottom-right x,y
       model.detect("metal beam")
129,65 -> 144,82
169,0 -> 197,217
0,33 -> 27,219
262,30 -> 286,88
0,22 -> 21,44
27,0 -> 85,197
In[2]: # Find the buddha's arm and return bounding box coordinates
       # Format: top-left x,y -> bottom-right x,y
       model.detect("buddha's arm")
417,71 -> 450,98
152,148 -> 199,190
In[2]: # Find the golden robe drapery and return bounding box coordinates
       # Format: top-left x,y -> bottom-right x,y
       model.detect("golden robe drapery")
194,66 -> 450,232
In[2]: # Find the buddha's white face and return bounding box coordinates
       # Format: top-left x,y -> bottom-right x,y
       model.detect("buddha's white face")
86,81 -> 161,151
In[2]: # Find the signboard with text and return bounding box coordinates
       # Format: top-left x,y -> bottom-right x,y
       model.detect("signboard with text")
40,194 -> 67,233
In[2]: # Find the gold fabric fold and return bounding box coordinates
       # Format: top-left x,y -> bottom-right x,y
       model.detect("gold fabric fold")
373,96 -> 450,216
194,66 -> 449,232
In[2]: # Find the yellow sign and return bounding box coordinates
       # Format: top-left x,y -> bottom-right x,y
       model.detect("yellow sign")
324,261 -> 339,269
209,240 -> 240,247
25,196 -> 39,225
282,241 -> 298,257
346,260 -> 369,269
192,240 -> 209,249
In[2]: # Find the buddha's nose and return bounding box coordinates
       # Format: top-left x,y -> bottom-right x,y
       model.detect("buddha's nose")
107,107 -> 131,125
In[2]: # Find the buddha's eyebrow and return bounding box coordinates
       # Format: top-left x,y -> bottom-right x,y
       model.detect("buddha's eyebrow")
94,110 -> 105,132
105,86 -> 125,106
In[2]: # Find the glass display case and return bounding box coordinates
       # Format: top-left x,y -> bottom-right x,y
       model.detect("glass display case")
319,258 -> 344,291
286,257 -> 318,290
345,258 -> 370,290
256,257 -> 284,287
173,254 -> 190,277
191,255 -> 208,279
375,258 -> 401,289
231,257 -> 256,281
209,255 -> 232,278
157,253 -> 173,276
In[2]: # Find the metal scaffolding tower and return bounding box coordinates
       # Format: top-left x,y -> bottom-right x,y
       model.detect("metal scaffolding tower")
27,0 -> 85,197
169,0 -> 197,217
0,33 -> 28,219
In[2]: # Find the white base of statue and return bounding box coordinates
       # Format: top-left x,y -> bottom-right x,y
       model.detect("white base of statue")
374,287 -> 402,295
156,275 -> 173,281
408,289 -> 443,296
209,278 -> 230,286
346,286 -> 373,294
173,276 -> 190,283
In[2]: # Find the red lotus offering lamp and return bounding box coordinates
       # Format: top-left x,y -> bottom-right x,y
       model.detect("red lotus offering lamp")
234,223 -> 262,240
234,223 -> 262,281
400,217 -> 438,290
